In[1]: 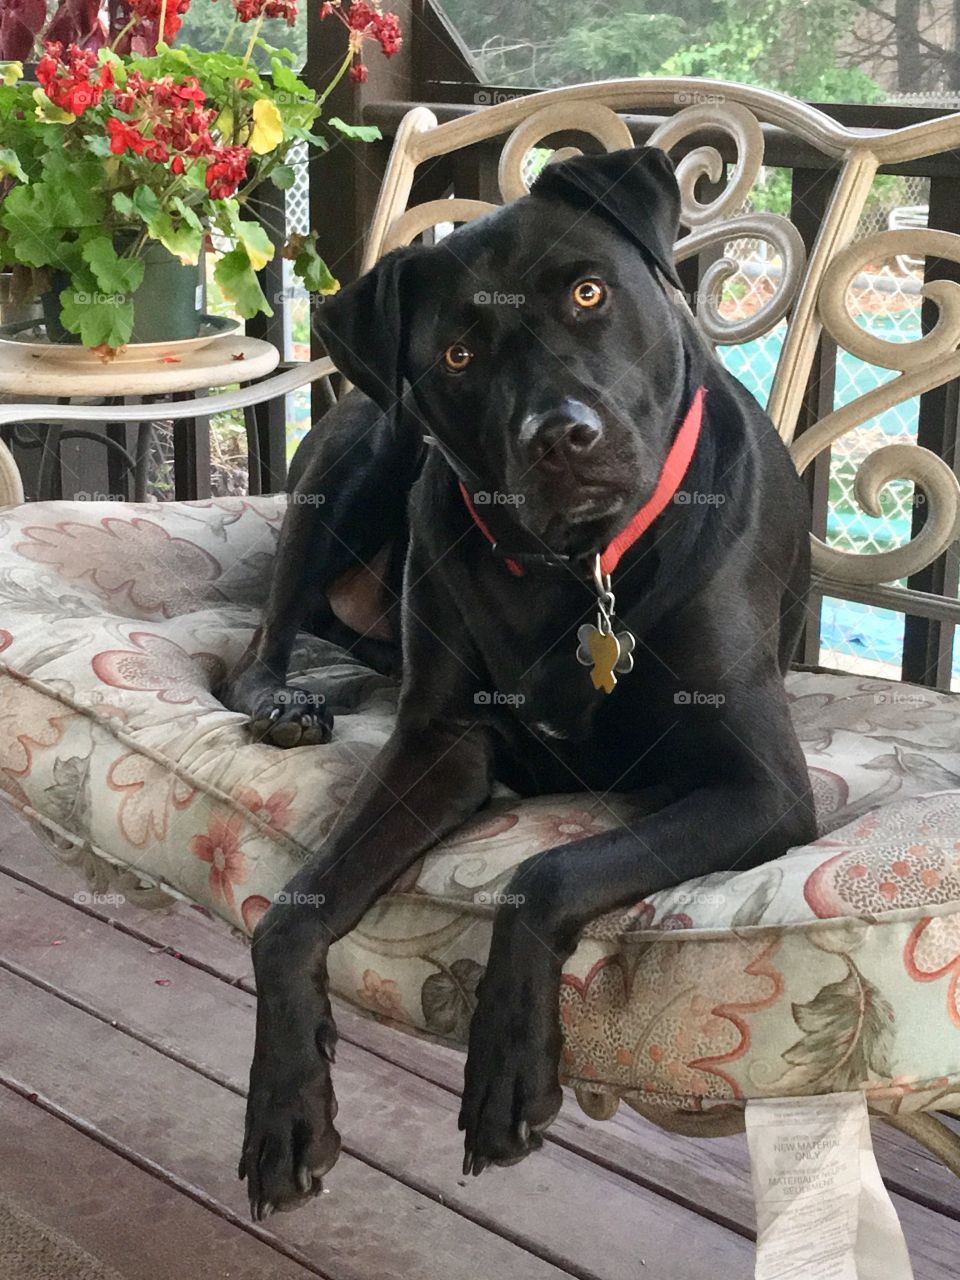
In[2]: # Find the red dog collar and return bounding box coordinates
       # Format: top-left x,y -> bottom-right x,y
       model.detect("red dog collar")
460,386 -> 706,579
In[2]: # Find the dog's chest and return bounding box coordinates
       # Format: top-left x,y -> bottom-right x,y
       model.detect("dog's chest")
478,628 -> 610,741
458,564 -> 643,741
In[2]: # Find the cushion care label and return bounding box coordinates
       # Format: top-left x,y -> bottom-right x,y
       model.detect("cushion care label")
745,1093 -> 914,1280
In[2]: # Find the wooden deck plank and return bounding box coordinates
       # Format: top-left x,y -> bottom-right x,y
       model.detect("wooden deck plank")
0,1086 -> 322,1280
0,807 -> 254,984
4,877 -> 960,1280
0,968 -> 576,1280
0,875 -> 757,1280
3,818 -> 957,1230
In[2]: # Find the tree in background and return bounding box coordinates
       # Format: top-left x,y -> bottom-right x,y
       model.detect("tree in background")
440,0 -> 909,103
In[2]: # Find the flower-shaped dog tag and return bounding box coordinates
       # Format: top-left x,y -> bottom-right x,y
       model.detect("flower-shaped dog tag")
577,624 -> 636,693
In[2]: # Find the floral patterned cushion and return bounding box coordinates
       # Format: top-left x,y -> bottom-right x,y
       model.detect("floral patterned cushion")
1,496 -> 959,1123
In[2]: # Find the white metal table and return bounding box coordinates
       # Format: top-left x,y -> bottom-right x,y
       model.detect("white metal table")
0,335 -> 282,505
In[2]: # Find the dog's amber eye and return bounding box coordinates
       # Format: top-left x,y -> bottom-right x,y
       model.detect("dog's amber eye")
443,342 -> 473,372
572,279 -> 606,309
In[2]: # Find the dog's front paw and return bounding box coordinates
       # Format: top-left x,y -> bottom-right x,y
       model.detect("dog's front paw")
249,687 -> 334,748
240,1023 -> 342,1220
459,963 -> 563,1175
220,667 -> 333,747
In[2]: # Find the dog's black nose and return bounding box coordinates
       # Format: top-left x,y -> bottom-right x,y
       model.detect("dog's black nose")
523,399 -> 603,467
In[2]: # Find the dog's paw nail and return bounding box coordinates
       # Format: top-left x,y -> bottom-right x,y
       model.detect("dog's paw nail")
462,1149 -> 473,1177
298,1165 -> 313,1194
238,1154 -> 247,1180
269,708 -> 281,721
517,1119 -> 530,1145
472,1156 -> 489,1176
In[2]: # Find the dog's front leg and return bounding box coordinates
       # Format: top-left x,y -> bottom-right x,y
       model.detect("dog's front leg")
460,777 -> 815,1173
241,715 -> 493,1219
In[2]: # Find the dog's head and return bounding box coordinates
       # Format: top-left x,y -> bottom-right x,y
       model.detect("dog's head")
315,145 -> 692,556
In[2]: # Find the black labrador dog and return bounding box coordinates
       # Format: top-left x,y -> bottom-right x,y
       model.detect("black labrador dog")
223,145 -> 816,1220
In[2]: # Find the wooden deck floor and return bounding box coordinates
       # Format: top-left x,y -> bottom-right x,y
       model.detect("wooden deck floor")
2,798 -> 959,1280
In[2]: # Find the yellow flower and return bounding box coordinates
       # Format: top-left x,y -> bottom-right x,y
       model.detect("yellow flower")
1,62 -> 23,87
249,99 -> 283,155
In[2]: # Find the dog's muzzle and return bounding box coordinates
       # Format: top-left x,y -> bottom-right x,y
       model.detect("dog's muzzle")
520,399 -> 603,471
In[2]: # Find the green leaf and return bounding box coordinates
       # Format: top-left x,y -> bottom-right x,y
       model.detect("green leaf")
328,117 -> 381,143
113,186 -> 163,228
80,236 -> 145,296
218,202 -> 274,271
1,178 -> 102,264
288,128 -> 328,149
270,58 -> 312,99
0,182 -> 96,268
261,41 -> 296,63
171,196 -> 202,231
0,148 -> 26,182
289,234 -> 338,296
270,164 -> 297,190
214,246 -> 273,319
145,211 -> 203,264
236,220 -> 274,271
84,134 -> 114,158
59,285 -> 135,348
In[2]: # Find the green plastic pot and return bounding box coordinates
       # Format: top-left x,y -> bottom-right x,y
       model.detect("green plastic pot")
42,235 -> 204,346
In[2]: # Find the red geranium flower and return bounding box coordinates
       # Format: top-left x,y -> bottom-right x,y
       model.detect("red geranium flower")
105,72 -> 219,173
36,41 -> 114,116
205,145 -> 251,199
320,0 -> 402,81
126,0 -> 192,43
107,116 -> 148,155
234,0 -> 298,24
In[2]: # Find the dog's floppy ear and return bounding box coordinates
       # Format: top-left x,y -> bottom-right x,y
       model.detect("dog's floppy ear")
531,146 -> 682,289
313,245 -> 421,413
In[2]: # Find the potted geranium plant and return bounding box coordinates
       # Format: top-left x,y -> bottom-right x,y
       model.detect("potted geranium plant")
0,0 -> 400,354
